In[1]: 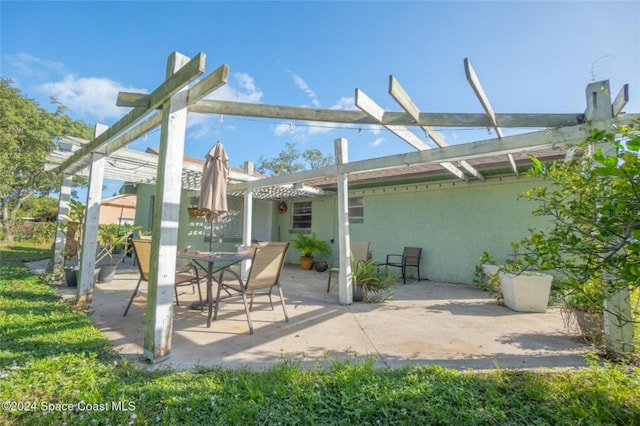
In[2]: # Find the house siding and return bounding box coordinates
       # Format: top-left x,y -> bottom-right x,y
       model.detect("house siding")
136,175 -> 549,286
278,176 -> 549,285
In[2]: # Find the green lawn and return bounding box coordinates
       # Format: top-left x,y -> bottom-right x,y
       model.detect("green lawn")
1,243 -> 639,425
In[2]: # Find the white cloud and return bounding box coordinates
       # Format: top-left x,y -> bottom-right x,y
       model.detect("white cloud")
5,53 -> 65,80
302,96 -> 358,135
39,75 -> 147,121
330,96 -> 356,111
370,137 -> 385,147
291,73 -> 320,107
205,72 -> 263,103
188,72 -> 262,140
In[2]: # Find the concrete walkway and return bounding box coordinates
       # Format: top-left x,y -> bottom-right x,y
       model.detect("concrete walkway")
34,259 -> 592,371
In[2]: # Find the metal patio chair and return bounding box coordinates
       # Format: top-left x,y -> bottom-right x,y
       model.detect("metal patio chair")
379,246 -> 423,284
212,242 -> 290,334
123,238 -> 203,316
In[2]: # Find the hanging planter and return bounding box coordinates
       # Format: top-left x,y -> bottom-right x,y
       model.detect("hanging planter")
188,207 -> 207,217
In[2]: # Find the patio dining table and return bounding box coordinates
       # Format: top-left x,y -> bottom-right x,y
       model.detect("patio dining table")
177,250 -> 253,327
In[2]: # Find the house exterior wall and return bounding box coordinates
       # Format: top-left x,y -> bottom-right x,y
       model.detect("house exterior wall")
134,184 -> 273,255
99,204 -> 135,225
276,176 -> 549,285
135,175 -> 549,285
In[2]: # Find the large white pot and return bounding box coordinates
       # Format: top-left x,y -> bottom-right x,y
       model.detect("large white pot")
499,272 -> 553,313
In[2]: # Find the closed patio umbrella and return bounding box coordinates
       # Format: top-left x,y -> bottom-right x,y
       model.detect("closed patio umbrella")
198,141 -> 229,251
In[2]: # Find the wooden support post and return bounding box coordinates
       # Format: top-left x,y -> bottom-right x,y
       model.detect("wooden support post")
76,152 -> 104,304
584,80 -> 613,122
144,52 -> 192,363
603,286 -> 634,358
76,124 -> 108,305
53,174 -> 73,276
241,161 -> 254,279
335,138 -> 353,305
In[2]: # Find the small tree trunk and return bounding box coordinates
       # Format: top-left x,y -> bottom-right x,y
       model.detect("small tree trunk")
1,219 -> 15,242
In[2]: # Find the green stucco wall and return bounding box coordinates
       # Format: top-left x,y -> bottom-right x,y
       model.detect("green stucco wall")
134,184 -> 274,259
358,177 -> 548,285
275,176 -> 549,285
136,176 -> 549,285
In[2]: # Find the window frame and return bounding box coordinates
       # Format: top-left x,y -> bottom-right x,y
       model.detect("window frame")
348,196 -> 364,223
291,200 -> 313,231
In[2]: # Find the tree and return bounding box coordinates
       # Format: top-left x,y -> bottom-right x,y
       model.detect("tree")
517,119 -> 639,353
256,142 -> 335,176
0,78 -> 92,241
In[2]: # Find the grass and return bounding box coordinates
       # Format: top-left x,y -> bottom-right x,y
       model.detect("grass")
1,242 -> 639,425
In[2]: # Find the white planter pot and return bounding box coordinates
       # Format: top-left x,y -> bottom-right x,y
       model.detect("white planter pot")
97,264 -> 117,283
499,272 -> 553,313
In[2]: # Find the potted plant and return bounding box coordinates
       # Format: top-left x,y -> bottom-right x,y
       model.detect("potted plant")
474,250 -> 503,301
62,199 -> 85,286
351,257 -> 397,302
291,232 -> 331,270
561,279 -> 605,346
476,245 -> 554,313
96,224 -> 141,283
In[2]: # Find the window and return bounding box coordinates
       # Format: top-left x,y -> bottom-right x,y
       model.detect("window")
292,201 -> 312,230
349,197 -> 364,223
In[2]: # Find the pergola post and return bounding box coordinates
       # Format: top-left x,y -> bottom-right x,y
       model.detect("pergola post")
143,52 -> 191,363
335,137 -> 353,305
53,174 -> 73,276
241,161 -> 254,278
76,124 -> 108,304
584,80 -> 635,357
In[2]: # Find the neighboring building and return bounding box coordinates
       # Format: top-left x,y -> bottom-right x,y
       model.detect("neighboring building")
100,194 -> 137,225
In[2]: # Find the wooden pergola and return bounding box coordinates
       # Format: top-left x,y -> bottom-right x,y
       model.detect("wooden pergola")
47,51 -> 634,363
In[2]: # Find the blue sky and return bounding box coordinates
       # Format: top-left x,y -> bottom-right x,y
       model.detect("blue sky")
2,1 -> 639,197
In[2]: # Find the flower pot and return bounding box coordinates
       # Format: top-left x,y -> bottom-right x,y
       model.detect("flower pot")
499,272 -> 553,313
299,256 -> 314,270
314,261 -> 328,272
97,264 -> 117,283
64,268 -> 78,287
353,283 -> 364,302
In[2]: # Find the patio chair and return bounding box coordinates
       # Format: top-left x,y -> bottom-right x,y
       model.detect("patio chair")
327,241 -> 370,292
212,242 -> 289,334
379,246 -> 423,284
123,238 -> 203,316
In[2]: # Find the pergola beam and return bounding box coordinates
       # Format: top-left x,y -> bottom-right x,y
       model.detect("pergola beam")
190,99 -> 584,128
59,52 -> 208,173
389,75 -> 484,181
355,88 -> 467,181
464,58 -> 519,176
116,64 -> 230,109
228,114 -> 636,193
612,84 -> 629,117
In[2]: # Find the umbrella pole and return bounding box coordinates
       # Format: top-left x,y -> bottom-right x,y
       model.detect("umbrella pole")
209,220 -> 214,253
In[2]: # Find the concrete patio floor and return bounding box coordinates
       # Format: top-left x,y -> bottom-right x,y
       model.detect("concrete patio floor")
37,260 -> 592,371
